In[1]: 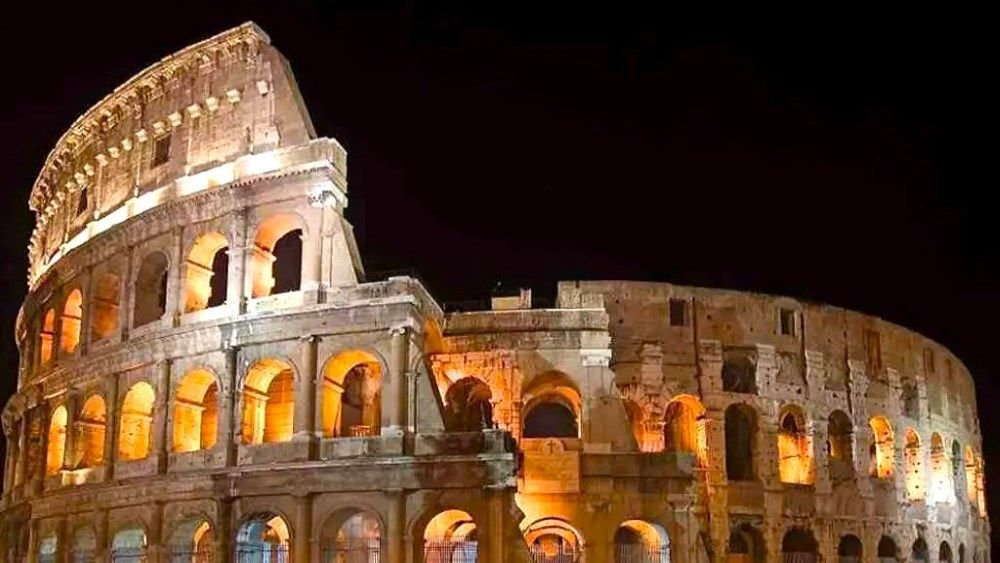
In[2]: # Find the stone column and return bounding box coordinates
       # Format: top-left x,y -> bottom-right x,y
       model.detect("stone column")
384,327 -> 410,436
30,408 -> 46,496
294,335 -> 318,456
167,226 -> 184,327
26,519 -> 37,563
300,209 -> 324,303
78,267 -> 94,356
293,494 -> 313,563
62,392 -> 79,471
118,246 -> 134,341
215,498 -> 233,563
487,490 -> 505,563
149,501 -> 164,563
55,516 -> 67,563
227,208 -> 249,315
15,414 -> 28,488
386,489 -> 406,563
94,508 -> 109,563
103,375 -> 119,480
153,360 -> 171,473
2,427 -> 15,497
221,346 -> 240,467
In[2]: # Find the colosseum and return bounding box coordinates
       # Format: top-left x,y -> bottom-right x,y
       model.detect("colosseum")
0,21 -> 990,563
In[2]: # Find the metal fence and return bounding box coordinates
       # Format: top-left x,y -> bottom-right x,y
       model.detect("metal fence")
423,539 -> 479,563
71,551 -> 97,563
528,544 -> 582,563
321,538 -> 383,562
111,547 -> 148,562
783,553 -> 817,563
234,543 -> 290,563
166,545 -> 215,562
613,543 -> 670,563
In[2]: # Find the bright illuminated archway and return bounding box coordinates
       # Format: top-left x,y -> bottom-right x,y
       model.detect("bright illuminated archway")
424,509 -> 478,563
236,513 -> 290,559
868,416 -> 894,479
172,369 -> 220,452
614,520 -> 670,563
60,289 -> 83,354
250,214 -> 304,298
111,524 -> 148,561
777,405 -> 813,484
523,518 -> 583,562
77,394 -> 107,468
184,231 -> 229,312
45,405 -> 68,475
242,358 -> 295,444
118,382 -> 155,461
167,517 -> 214,560
321,350 -> 382,438
929,433 -> 951,503
91,272 -> 121,340
39,308 -> 56,365
319,508 -> 383,560
664,395 -> 706,463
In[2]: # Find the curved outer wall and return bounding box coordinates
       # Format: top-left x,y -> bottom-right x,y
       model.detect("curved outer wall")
0,22 -> 990,563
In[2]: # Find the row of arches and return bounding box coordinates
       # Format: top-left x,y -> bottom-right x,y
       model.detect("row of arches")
37,351 -> 385,475
33,213 -> 305,367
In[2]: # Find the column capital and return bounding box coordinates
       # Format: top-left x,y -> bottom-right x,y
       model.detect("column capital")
299,334 -> 318,343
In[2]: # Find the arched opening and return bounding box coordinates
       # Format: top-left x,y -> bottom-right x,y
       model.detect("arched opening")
321,351 -> 383,438
173,369 -> 220,452
60,289 -> 83,354
951,440 -> 963,502
868,416 -> 894,479
524,518 -> 583,563
781,528 -> 817,563
613,520 -> 669,563
319,508 -> 383,561
877,536 -> 897,563
423,509 -> 478,563
912,538 -> 930,563
38,532 -> 57,563
523,402 -> 578,438
939,542 -> 953,563
40,308 -> 56,365
46,405 -> 68,476
91,272 -> 121,340
838,535 -> 863,563
777,405 -> 813,485
444,377 -> 494,432
722,355 -> 756,394
727,525 -> 764,563
827,410 -> 854,480
111,524 -> 147,561
965,446 -> 978,507
184,231 -> 229,312
167,517 -> 214,561
71,525 -> 97,562
904,429 -> 925,500
236,513 -> 290,561
521,373 -> 581,439
242,358 -> 295,444
929,432 -> 950,503
133,251 -> 169,327
251,214 -> 303,298
663,395 -> 705,459
77,394 -> 106,468
959,544 -> 965,563
725,404 -> 757,481
118,382 -> 155,461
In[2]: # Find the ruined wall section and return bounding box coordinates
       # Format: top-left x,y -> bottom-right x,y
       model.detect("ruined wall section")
27,22 -> 316,287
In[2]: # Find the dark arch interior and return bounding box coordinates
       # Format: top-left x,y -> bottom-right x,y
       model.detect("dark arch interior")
207,247 -> 229,308
913,538 -> 930,562
134,252 -> 169,327
272,229 -> 302,294
725,405 -> 756,481
781,528 -> 816,553
613,527 -> 642,545
445,377 -> 494,432
878,536 -> 897,558
838,535 -> 863,557
729,532 -> 749,554
722,358 -> 756,394
523,401 -> 577,438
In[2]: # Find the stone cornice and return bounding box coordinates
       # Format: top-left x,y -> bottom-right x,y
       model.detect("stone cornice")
28,22 -> 269,213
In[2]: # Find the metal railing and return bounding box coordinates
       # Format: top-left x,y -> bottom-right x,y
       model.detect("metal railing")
529,544 -> 583,563
423,539 -> 479,563
234,543 -> 290,563
71,550 -> 97,563
111,547 -> 148,562
613,543 -> 670,563
166,545 -> 215,562
321,538 -> 383,562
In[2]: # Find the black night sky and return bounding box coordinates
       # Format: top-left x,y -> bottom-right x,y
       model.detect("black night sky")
0,2 -> 996,550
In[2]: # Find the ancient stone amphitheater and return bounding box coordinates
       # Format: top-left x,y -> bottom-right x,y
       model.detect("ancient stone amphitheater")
0,22 -> 990,563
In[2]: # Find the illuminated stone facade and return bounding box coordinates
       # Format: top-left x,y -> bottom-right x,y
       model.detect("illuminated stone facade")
0,22 -> 990,563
